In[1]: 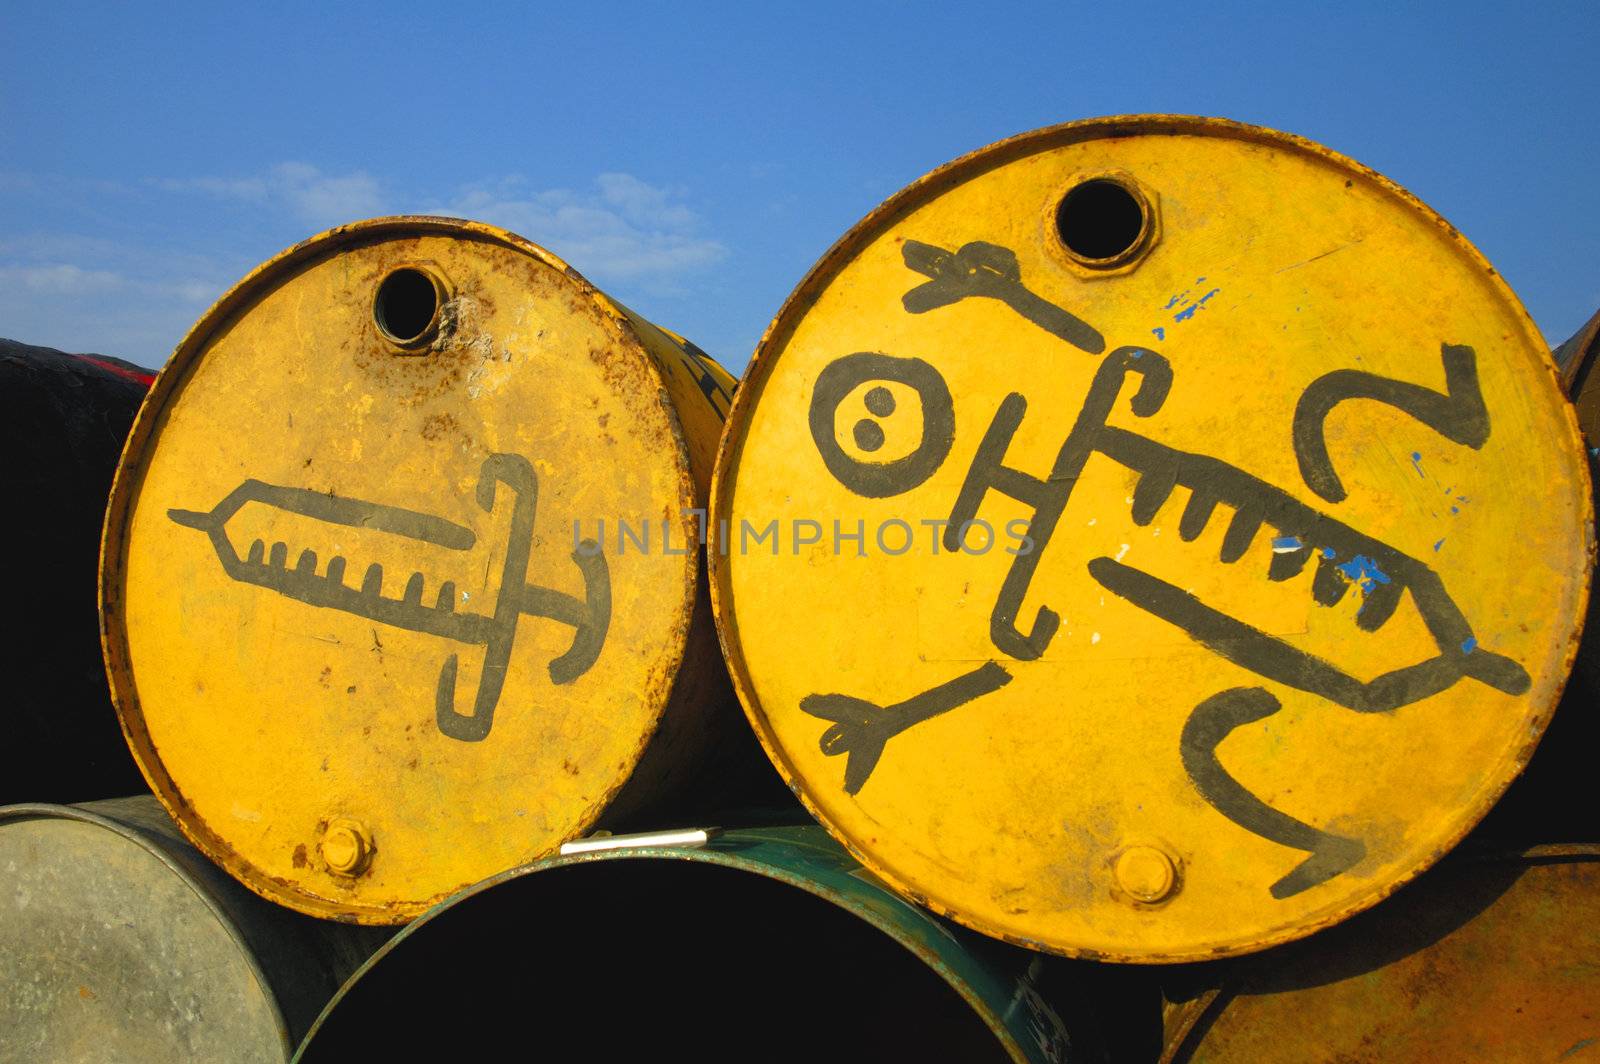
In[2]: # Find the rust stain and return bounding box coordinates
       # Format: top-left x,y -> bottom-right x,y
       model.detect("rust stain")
420,412 -> 457,441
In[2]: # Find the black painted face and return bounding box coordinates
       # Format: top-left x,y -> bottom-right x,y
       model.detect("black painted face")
807,352 -> 955,499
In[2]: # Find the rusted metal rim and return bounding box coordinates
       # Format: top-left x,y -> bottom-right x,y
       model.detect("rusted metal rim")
1156,843 -> 1600,1063
0,801 -> 297,1059
707,114 -> 1594,963
99,216 -> 702,923
293,828 -> 1045,1062
1555,305 -> 1600,396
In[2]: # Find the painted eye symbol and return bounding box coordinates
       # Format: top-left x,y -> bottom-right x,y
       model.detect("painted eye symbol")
852,386 -> 897,452
808,351 -> 954,498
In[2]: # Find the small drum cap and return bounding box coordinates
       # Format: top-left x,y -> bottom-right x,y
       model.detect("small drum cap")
1115,846 -> 1178,904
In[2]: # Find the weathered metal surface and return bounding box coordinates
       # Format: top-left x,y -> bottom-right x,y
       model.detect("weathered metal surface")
101,217 -> 757,924
710,116 -> 1594,961
1480,307 -> 1600,841
1,340 -> 152,803
1559,307 -> 1600,702
1554,305 -> 1600,403
294,825 -> 1086,1063
0,796 -> 382,1063
1160,845 -> 1600,1062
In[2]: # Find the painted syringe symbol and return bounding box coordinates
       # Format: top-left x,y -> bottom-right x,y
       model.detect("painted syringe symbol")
169,452 -> 611,742
800,239 -> 1531,898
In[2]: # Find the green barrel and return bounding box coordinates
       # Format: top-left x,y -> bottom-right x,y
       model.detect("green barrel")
294,825 -> 1098,1062
0,796 -> 384,1063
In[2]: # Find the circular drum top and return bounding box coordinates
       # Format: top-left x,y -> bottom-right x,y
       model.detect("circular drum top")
0,808 -> 288,1063
103,217 -> 700,922
710,117 -> 1594,961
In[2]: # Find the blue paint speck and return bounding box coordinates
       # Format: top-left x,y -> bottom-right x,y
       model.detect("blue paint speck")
1272,535 -> 1303,552
1321,547 -> 1336,559
1196,288 -> 1221,306
1151,327 -> 1165,341
1433,538 -> 1445,552
1461,637 -> 1478,654
1410,452 -> 1424,477
1174,304 -> 1198,323
1336,554 -> 1392,594
1451,506 -> 1460,515
1163,292 -> 1185,310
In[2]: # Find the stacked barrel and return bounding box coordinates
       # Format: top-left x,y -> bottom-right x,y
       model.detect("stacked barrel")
5,117 -> 1595,1062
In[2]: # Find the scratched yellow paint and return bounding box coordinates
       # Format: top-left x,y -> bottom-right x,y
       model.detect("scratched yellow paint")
103,218 -> 735,922
711,117 -> 1594,961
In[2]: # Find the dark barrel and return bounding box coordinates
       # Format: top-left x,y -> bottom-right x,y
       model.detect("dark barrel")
294,825 -> 1105,1063
1,339 -> 154,802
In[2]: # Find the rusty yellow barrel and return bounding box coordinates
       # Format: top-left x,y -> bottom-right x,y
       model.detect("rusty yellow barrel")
1558,306 -> 1600,701
1554,304 -> 1600,407
293,825 -> 1091,1063
1484,307 -> 1600,841
101,216 -> 756,924
0,796 -> 381,1062
710,116 -> 1594,961
1159,844 -> 1600,1062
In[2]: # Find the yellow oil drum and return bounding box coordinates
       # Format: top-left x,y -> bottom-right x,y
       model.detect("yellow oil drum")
1559,311 -> 1600,698
1159,844 -> 1600,1062
1554,305 -> 1600,407
101,216 -> 751,924
710,116 -> 1594,961
1484,306 -> 1600,841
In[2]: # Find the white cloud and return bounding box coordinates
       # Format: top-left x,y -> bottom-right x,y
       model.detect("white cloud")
424,173 -> 726,291
0,236 -> 233,365
151,165 -> 725,291
0,264 -> 124,296
160,162 -> 384,226
1,168 -> 726,365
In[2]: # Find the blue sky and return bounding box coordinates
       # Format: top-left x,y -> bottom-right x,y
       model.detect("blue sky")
2,2 -> 1596,371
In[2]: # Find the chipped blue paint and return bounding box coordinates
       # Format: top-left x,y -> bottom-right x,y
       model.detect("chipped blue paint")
1410,451 -> 1425,477
1433,538 -> 1445,552
1151,327 -> 1165,341
1272,535 -> 1303,552
1170,287 -> 1221,325
1321,547 -> 1336,559
1451,506 -> 1460,515
1461,637 -> 1478,654
1336,554 -> 1391,594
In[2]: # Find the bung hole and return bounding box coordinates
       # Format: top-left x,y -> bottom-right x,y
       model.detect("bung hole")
374,268 -> 439,344
1056,178 -> 1147,264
